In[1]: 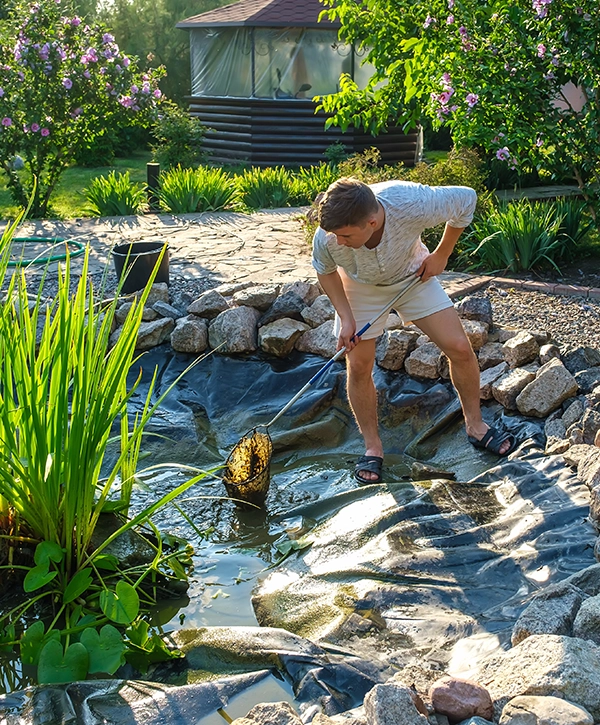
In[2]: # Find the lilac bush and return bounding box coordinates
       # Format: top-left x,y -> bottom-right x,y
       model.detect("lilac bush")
317,0 -> 600,215
0,0 -> 164,217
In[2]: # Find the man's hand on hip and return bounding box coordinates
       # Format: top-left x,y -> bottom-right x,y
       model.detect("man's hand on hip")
415,250 -> 449,282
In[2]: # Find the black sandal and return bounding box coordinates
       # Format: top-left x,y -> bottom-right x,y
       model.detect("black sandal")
354,455 -> 384,485
468,426 -> 516,456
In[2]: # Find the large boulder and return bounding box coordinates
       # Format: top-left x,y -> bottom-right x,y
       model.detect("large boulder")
188,289 -> 230,319
364,680 -> 429,725
259,292 -> 306,326
233,284 -> 280,311
511,580 -> 584,645
573,594 -> 600,645
280,280 -> 321,305
574,368 -> 600,394
209,306 -> 260,353
376,329 -> 419,371
301,295 -> 335,328
134,318 -> 174,350
480,362 -> 509,400
296,320 -> 338,358
258,318 -> 310,357
404,342 -> 442,379
461,320 -> 489,352
429,676 -> 494,723
492,368 -> 536,410
232,702 -> 302,725
455,295 -> 493,326
499,695 -> 593,725
478,343 -> 505,371
563,347 -> 600,375
477,635 -> 600,720
171,315 -> 208,354
516,358 -> 578,418
503,332 -> 540,368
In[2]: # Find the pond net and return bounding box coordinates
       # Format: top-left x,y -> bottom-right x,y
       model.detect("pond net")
223,428 -> 272,508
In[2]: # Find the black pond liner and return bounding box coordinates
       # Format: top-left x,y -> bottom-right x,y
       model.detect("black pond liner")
112,241 -> 169,294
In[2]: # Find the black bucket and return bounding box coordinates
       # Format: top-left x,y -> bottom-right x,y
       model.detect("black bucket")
112,241 -> 169,294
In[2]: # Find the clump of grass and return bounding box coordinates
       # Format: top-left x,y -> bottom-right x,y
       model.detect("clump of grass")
158,166 -> 238,213
235,166 -> 292,210
82,170 -> 147,216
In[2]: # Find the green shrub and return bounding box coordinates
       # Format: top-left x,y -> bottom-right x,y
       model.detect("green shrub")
289,165 -> 338,206
235,166 -> 293,210
457,198 -> 590,273
82,171 -> 147,216
151,102 -> 206,171
158,166 -> 238,213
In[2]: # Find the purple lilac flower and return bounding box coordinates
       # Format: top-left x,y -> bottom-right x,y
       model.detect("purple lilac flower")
40,127 -> 50,136
496,147 -> 510,161
71,16 -> 81,26
439,90 -> 453,104
459,26 -> 468,37
447,14 -> 454,24
102,33 -> 115,44
130,84 -> 138,93
441,72 -> 452,88
551,56 -> 559,66
62,77 -> 72,89
466,93 -> 479,107
31,122 -> 40,132
119,95 -> 134,108
424,14 -> 435,28
1,117 -> 12,126
142,81 -> 150,94
537,43 -> 546,57
153,88 -> 162,98
83,70 -> 90,78
122,56 -> 130,67
448,0 -> 454,7
536,137 -> 543,147
532,0 -> 552,18
0,87 -> 4,97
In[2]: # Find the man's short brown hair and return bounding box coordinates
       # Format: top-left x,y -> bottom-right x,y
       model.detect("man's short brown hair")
318,177 -> 379,231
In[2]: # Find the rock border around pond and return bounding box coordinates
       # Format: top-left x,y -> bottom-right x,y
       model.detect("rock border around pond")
109,280 -> 600,725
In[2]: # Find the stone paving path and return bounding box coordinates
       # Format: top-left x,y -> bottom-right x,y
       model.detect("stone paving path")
10,208 -> 474,291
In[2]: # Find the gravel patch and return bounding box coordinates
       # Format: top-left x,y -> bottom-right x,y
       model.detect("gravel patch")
476,284 -> 600,351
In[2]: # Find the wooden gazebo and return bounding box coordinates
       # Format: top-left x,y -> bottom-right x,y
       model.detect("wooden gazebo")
177,0 -> 422,167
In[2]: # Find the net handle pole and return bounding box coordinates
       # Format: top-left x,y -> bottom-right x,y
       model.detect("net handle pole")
264,275 -> 422,430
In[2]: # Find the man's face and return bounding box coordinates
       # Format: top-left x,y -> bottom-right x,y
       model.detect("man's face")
330,217 -> 377,249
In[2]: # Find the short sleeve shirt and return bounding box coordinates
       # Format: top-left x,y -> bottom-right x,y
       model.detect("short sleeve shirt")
312,180 -> 477,286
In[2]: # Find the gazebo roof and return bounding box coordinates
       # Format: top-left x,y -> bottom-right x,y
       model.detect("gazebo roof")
176,0 -> 340,29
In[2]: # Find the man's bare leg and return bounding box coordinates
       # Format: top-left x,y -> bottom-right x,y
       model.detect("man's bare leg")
346,339 -> 383,480
413,306 -> 511,454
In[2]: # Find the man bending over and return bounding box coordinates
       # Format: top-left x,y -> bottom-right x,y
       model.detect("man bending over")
312,177 -> 515,484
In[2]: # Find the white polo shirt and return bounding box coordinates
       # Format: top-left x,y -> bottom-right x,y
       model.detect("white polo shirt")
312,180 -> 477,285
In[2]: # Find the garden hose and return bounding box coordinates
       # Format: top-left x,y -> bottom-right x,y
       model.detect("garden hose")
8,236 -> 86,267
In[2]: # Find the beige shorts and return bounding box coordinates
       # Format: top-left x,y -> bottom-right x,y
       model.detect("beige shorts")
333,270 -> 453,341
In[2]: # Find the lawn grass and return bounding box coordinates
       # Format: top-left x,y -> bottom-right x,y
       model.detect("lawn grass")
0,151 -> 152,221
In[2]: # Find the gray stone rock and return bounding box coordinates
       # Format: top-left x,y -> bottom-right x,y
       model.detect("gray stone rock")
296,320 -> 338,358
461,319 -> 489,352
376,329 -> 420,371
578,447 -> 600,489
311,707 -> 367,725
575,368 -> 600,394
142,282 -> 169,306
565,563 -> 600,596
581,408 -> 600,445
573,594 -> 600,645
455,295 -> 493,326
539,343 -> 561,365
545,418 -> 567,440
569,427 -> 584,446
477,634 -> 600,720
562,399 -> 585,430
259,292 -> 306,326
516,359 -> 579,418
112,317 -> 173,351
214,280 -> 253,296
429,677 -> 494,723
301,295 -> 335,328
280,280 -> 321,305
188,289 -> 230,319
527,329 -> 551,346
239,701 -> 303,725
258,318 -> 310,357
405,342 -> 443,379
115,301 -> 158,324
563,444 -> 596,468
170,316 -> 208,354
478,343 -> 505,371
480,362 -> 509,401
153,300 -> 183,319
492,368 -> 536,410
233,283 -> 280,311
503,332 -> 540,368
511,581 -> 584,645
545,438 -> 570,456
209,306 -> 260,353
563,347 -> 600,375
497,327 -> 519,343
364,680 -> 429,725
499,695 -> 593,725
385,311 -> 405,331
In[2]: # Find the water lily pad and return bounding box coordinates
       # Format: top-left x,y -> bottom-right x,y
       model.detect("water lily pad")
63,567 -> 93,604
80,624 -> 126,674
38,640 -> 88,684
100,580 -> 140,624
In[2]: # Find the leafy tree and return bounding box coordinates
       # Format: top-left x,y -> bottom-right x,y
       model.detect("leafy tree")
0,0 -> 164,217
317,0 -> 600,214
